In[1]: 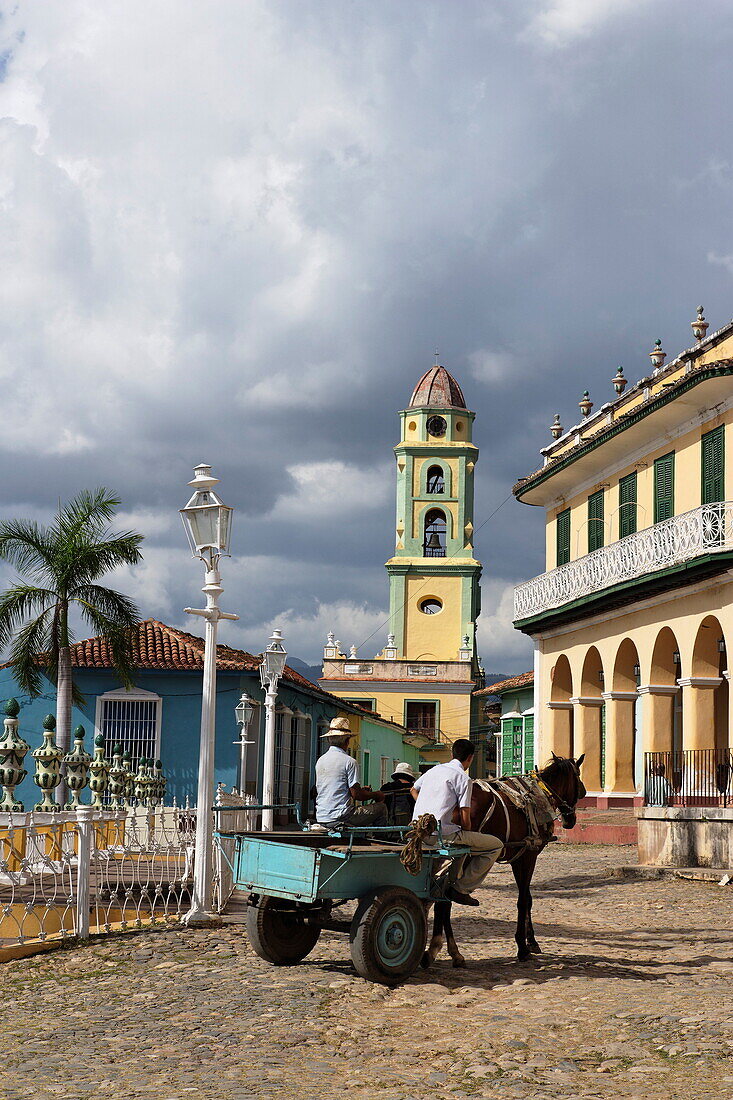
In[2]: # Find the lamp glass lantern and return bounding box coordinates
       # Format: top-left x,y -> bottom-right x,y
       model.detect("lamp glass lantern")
260,629 -> 287,688
180,464 -> 233,561
235,691 -> 255,730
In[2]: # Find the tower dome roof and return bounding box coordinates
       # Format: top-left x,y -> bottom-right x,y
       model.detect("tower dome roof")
408,364 -> 467,410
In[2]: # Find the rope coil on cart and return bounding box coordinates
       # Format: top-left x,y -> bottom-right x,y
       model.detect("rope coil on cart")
400,813 -> 437,876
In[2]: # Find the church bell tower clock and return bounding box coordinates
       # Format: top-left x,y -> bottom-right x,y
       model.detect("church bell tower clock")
386,362 -> 482,665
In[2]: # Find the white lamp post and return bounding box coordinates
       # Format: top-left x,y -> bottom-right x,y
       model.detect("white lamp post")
259,629 -> 287,831
234,691 -> 255,794
180,463 -> 239,924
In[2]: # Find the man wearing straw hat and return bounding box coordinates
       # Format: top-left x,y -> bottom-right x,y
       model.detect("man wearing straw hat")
315,717 -> 388,828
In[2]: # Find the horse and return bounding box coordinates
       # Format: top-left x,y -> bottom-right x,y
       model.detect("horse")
422,753 -> 586,969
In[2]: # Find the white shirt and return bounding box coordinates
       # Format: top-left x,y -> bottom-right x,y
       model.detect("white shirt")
315,745 -> 359,824
411,759 -> 472,837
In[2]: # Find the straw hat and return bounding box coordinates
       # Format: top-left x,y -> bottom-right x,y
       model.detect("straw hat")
391,762 -> 417,781
320,716 -> 355,738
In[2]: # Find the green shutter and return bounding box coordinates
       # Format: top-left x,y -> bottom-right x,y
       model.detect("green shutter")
362,751 -> 370,787
619,472 -> 637,538
702,426 -> 724,505
588,490 -> 605,552
523,716 -> 534,773
500,720 -> 513,775
654,452 -> 675,523
600,704 -> 606,790
556,508 -> 571,566
510,719 -> 523,775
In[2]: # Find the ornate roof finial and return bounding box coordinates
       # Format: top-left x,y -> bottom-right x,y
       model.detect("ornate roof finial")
612,366 -> 627,396
649,339 -> 666,370
578,391 -> 593,418
550,413 -> 563,440
434,348 -> 440,365
691,305 -> 708,343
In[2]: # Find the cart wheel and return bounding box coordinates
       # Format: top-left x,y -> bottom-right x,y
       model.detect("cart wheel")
349,887 -> 427,986
246,895 -> 321,965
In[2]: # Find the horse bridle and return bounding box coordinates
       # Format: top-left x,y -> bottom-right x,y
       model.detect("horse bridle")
534,769 -> 580,820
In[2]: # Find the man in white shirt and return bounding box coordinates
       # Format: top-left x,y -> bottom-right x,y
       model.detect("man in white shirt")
315,717 -> 388,827
411,739 -> 502,906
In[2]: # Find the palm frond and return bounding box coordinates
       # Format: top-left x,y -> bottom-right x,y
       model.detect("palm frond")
8,611 -> 55,697
71,533 -> 144,584
74,595 -> 139,690
0,586 -> 57,651
0,520 -> 57,581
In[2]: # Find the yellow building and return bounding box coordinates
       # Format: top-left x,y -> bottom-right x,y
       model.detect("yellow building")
319,361 -> 483,760
513,306 -> 733,806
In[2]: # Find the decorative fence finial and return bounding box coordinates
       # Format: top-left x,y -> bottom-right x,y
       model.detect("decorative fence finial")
0,698 -> 29,812
122,750 -> 134,805
108,744 -> 127,809
32,714 -> 62,812
88,734 -> 110,809
153,760 -> 166,806
63,725 -> 91,810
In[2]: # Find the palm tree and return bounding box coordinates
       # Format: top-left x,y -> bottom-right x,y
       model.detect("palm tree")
0,488 -> 143,798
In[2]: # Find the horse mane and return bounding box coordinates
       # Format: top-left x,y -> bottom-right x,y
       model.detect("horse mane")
538,755 -> 575,785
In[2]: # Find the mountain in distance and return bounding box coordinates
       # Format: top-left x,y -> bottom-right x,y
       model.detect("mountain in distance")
287,657 -> 324,685
287,657 -> 518,689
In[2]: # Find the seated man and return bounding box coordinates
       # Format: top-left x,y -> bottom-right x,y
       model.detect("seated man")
411,738 -> 503,906
380,762 -> 418,825
315,717 -> 388,828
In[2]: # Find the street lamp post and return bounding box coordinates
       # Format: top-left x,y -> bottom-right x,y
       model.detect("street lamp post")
234,691 -> 255,794
259,630 -> 287,831
180,463 -> 239,924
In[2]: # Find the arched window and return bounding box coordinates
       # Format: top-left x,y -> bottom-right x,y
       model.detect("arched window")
423,508 -> 446,557
426,465 -> 445,494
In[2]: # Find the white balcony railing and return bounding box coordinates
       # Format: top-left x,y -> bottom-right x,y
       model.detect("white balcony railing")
514,501 -> 733,621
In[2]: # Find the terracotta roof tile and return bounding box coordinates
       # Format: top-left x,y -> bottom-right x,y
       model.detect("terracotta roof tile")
474,671 -> 534,697
59,618 -> 314,688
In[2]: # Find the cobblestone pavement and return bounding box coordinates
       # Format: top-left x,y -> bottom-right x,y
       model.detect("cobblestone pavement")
3,844 -> 733,1100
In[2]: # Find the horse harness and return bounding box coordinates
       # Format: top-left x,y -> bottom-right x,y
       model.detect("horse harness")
473,772 -> 564,863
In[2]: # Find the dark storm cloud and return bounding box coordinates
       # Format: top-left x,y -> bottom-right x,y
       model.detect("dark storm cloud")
0,0 -> 732,666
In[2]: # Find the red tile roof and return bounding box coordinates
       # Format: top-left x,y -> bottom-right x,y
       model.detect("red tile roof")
62,618 -> 314,688
474,670 -> 534,697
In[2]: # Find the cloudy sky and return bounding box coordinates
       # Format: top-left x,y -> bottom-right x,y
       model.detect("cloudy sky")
1,0 -> 732,670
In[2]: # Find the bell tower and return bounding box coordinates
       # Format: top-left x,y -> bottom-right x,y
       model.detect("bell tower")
386,361 -> 482,664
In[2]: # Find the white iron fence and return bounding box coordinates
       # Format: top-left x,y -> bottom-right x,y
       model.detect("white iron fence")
513,501 -> 733,621
0,803 -> 195,952
213,785 -> 258,912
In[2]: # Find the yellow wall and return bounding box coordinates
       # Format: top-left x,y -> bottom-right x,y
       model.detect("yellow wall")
337,690 -> 473,742
402,573 -> 463,660
544,407 -> 732,569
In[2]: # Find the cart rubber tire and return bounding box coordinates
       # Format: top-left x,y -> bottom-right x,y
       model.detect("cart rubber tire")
246,895 -> 321,965
349,886 -> 427,986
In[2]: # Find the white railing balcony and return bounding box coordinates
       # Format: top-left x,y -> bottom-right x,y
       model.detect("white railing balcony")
514,501 -> 733,621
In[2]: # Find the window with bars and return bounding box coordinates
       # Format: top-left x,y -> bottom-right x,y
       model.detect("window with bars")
654,452 -> 675,523
702,425 -> 725,505
97,693 -> 161,771
587,490 -> 605,553
275,710 -> 311,820
556,508 -> 571,566
619,471 -> 637,538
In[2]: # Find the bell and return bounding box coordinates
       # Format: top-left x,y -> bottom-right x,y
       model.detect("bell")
425,531 -> 442,550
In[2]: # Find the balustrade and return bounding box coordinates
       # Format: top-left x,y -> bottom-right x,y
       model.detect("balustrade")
514,502 -> 733,620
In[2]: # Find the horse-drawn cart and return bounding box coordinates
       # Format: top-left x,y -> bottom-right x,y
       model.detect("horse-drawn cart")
223,824 -> 469,985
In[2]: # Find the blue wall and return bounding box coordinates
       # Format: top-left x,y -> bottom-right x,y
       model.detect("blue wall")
0,665 -> 382,809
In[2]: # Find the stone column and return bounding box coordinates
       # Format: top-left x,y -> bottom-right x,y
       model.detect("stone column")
570,697 -> 604,793
545,702 -> 573,758
601,691 -> 637,794
678,677 -> 721,752
637,685 -> 677,755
